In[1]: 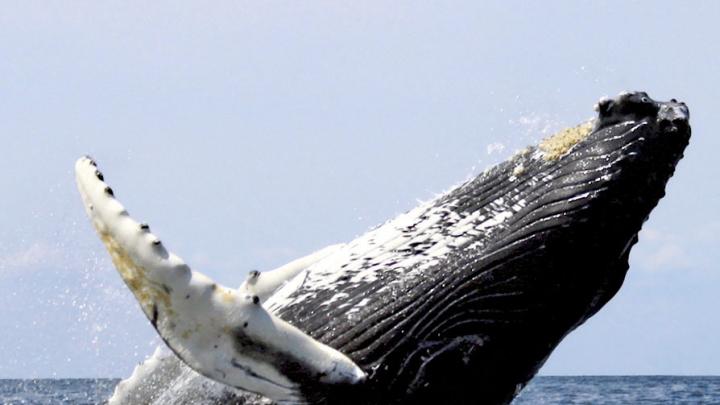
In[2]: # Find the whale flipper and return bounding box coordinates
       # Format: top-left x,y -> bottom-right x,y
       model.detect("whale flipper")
240,244 -> 345,304
75,157 -> 365,404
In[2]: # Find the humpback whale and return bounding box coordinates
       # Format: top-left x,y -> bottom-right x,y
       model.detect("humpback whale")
76,92 -> 690,405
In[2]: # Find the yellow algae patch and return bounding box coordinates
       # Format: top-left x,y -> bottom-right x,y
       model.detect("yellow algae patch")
100,233 -> 173,317
539,121 -> 594,161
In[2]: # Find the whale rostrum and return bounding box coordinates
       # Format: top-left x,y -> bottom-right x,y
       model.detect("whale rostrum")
77,91 -> 690,405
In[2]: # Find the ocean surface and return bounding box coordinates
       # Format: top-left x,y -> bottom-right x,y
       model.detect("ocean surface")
0,376 -> 719,404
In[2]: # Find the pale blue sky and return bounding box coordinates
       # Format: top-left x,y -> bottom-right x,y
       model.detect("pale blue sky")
0,1 -> 718,378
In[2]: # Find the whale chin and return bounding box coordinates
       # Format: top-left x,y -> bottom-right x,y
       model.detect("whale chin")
83,92 -> 689,405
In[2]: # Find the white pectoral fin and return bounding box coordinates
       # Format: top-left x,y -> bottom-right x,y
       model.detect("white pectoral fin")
241,243 -> 345,303
75,157 -> 365,403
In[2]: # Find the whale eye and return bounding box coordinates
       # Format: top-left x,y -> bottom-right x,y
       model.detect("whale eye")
641,96 -> 649,103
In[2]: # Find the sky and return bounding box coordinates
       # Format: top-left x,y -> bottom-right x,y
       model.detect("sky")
0,1 -> 718,379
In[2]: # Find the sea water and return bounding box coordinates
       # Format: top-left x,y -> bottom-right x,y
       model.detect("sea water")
0,379 -> 118,405
513,376 -> 720,404
1,376 -> 719,404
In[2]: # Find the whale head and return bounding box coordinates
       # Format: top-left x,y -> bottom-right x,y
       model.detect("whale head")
332,92 -> 692,404
557,92 -> 690,310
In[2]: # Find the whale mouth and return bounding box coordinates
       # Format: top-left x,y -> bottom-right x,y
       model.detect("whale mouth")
576,93 -> 690,225
524,93 -> 690,237
494,93 -> 691,294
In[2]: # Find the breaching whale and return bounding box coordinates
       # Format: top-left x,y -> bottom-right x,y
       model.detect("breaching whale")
76,92 -> 690,405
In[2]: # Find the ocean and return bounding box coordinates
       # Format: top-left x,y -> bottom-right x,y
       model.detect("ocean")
0,376 -> 719,404
513,376 -> 720,404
